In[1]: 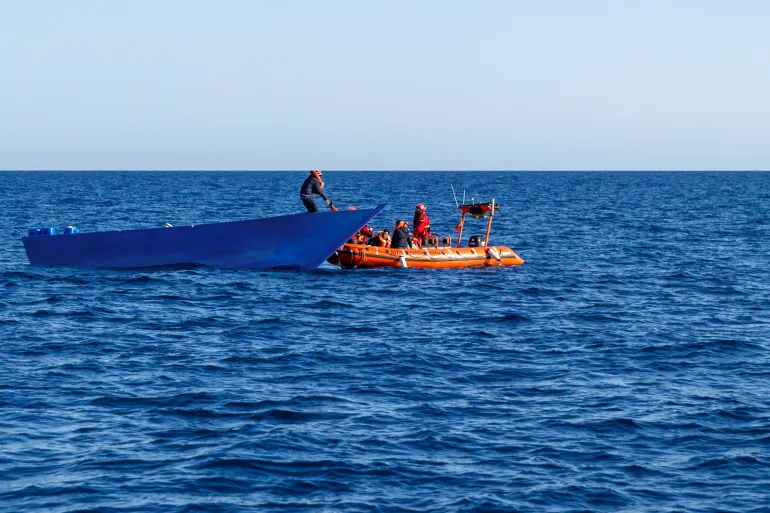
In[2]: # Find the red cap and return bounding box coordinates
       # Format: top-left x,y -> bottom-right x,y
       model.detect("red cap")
416,203 -> 426,211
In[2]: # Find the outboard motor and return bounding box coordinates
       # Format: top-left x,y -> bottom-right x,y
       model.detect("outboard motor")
64,226 -> 79,234
27,228 -> 41,237
440,235 -> 452,247
468,234 -> 486,248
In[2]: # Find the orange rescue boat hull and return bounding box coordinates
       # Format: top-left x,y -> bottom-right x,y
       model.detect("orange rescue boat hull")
331,244 -> 524,269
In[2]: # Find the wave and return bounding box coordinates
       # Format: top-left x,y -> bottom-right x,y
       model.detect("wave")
3,171 -> 770,512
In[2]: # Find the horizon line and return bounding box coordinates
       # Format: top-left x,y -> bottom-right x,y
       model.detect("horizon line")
1,169 -> 769,173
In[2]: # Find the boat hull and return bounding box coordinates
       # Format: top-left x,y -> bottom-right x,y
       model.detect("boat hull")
330,243 -> 524,269
22,205 -> 386,270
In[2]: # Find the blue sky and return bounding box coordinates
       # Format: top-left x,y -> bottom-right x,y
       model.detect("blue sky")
1,0 -> 768,170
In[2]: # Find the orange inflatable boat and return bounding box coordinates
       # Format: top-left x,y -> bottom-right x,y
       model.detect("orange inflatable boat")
328,199 -> 524,269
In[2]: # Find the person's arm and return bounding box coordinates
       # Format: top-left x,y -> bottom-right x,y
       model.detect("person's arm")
313,181 -> 330,203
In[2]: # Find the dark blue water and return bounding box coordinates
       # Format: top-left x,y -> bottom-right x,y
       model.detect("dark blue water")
1,171 -> 769,512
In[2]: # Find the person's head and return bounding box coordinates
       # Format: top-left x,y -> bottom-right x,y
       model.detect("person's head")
415,203 -> 426,213
309,170 -> 324,189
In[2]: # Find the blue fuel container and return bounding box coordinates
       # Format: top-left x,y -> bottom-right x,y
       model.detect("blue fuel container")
64,226 -> 79,234
27,228 -> 41,237
40,227 -> 57,236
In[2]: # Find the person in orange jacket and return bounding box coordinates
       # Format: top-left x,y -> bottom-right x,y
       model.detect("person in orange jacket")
350,225 -> 373,244
369,229 -> 391,247
380,229 -> 391,247
346,206 -> 373,243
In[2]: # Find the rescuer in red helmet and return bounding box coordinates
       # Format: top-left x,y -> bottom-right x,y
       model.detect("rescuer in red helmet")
412,203 -> 431,243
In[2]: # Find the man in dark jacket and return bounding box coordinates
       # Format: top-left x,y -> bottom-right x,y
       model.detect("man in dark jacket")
390,220 -> 412,249
300,170 -> 336,212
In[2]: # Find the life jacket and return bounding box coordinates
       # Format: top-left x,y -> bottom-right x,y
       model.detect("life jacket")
310,170 -> 324,189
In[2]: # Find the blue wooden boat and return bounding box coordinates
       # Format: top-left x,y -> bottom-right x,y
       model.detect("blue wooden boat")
22,205 -> 386,270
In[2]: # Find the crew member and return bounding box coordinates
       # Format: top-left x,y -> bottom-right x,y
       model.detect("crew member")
300,170 -> 336,212
391,220 -> 412,249
413,203 -> 431,242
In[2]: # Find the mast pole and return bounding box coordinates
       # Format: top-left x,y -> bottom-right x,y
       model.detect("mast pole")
456,212 -> 466,248
484,198 -> 495,247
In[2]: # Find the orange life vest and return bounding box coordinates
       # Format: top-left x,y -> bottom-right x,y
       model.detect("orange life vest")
310,170 -> 324,189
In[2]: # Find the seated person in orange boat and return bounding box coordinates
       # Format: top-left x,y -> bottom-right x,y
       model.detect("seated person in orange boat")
369,229 -> 391,247
380,229 -> 391,247
346,207 -> 374,243
349,225 -> 373,244
391,220 -> 412,249
412,203 -> 431,242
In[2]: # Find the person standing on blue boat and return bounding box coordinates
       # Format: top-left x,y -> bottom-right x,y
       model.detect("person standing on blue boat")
300,170 -> 337,212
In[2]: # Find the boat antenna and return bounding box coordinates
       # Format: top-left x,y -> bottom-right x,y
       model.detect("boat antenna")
450,184 -> 459,209
462,190 -> 466,205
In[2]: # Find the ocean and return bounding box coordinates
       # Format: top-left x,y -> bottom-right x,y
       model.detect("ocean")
1,171 -> 768,512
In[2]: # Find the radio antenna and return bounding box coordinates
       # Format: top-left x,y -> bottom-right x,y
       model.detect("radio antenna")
450,184 -> 459,208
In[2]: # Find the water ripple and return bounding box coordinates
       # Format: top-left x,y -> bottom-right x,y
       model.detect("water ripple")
1,171 -> 769,512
